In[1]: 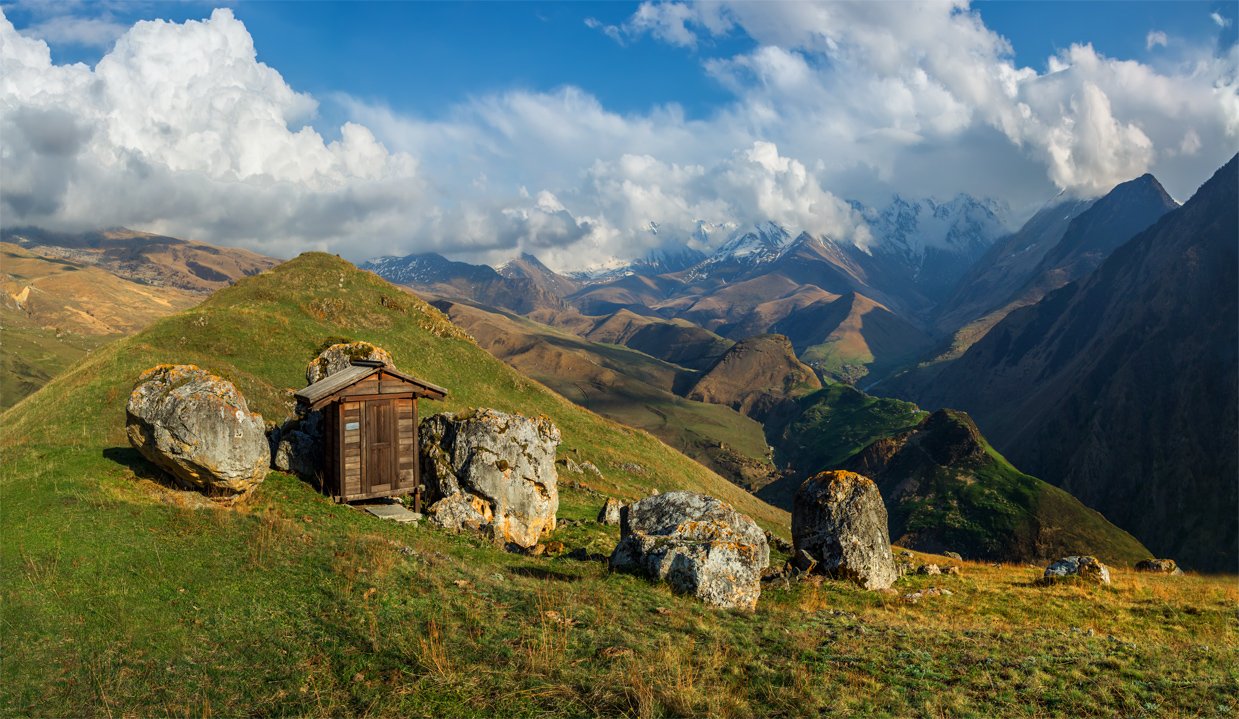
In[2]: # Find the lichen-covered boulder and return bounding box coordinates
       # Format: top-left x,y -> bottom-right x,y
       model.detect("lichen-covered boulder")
428,492 -> 494,533
1043,556 -> 1111,584
609,491 -> 769,610
597,497 -> 622,526
792,470 -> 898,590
419,408 -> 559,548
1135,558 -> 1183,575
126,364 -> 269,497
305,341 -> 393,384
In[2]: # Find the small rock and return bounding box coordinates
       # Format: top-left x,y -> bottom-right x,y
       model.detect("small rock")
917,564 -> 941,576
944,551 -> 963,561
1135,558 -> 1183,575
619,462 -> 646,475
556,457 -> 583,474
945,566 -> 962,576
1042,556 -> 1111,585
544,541 -> 565,555
529,544 -> 547,557
597,497 -> 623,526
579,461 -> 603,479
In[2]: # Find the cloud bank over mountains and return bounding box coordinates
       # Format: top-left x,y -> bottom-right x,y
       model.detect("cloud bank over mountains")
2,2 -> 1235,268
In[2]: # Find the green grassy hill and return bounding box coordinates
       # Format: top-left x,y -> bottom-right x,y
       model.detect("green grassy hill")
2,253 -> 1234,717
845,410 -> 1151,564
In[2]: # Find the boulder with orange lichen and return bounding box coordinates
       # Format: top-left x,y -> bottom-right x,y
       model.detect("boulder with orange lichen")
419,408 -> 559,548
305,341 -> 393,384
792,470 -> 897,590
125,364 -> 269,497
609,491 -> 769,610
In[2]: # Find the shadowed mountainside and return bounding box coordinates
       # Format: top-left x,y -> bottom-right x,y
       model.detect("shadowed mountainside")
900,156 -> 1238,571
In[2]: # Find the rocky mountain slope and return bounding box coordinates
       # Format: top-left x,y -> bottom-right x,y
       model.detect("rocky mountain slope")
771,291 -> 934,384
686,334 -> 822,422
361,252 -> 570,315
933,196 -> 1095,344
901,156 -> 1238,571
848,194 -> 1011,303
930,176 -> 1176,362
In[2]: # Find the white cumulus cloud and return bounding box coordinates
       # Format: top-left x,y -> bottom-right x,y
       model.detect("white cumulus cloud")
2,2 -> 1236,270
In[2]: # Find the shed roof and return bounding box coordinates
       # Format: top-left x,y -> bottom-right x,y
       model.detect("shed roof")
294,363 -> 447,406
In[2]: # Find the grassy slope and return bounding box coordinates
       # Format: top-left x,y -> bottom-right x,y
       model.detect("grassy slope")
758,383 -> 926,508
2,254 -> 1236,717
877,416 -> 1151,564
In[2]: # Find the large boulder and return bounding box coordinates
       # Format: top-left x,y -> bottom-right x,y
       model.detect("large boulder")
609,491 -> 769,610
1043,556 -> 1111,585
792,470 -> 898,590
126,365 -> 269,497
305,341 -> 393,384
419,408 -> 560,548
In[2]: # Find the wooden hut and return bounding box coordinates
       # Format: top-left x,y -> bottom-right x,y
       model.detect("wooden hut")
295,360 -> 447,503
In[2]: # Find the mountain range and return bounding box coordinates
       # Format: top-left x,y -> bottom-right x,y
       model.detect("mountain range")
893,156 -> 1238,571
361,161 -> 1237,570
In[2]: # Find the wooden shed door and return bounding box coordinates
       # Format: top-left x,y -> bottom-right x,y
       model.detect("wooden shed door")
363,399 -> 398,494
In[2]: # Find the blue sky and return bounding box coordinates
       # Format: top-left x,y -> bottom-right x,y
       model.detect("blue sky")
11,1 -> 1235,123
2,1 -> 1236,265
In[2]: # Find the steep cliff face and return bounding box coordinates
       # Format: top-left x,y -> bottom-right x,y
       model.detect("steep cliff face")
906,156 -> 1239,571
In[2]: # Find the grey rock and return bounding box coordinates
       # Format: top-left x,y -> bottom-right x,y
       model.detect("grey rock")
428,492 -> 493,532
420,408 -> 560,548
610,491 -> 769,610
270,408 -> 323,478
305,341 -> 393,384
1135,558 -> 1183,575
917,563 -> 942,576
1043,556 -> 1111,585
556,457 -> 583,474
792,470 -> 898,590
579,461 -> 603,479
126,364 -> 269,497
944,551 -> 963,561
597,497 -> 622,526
